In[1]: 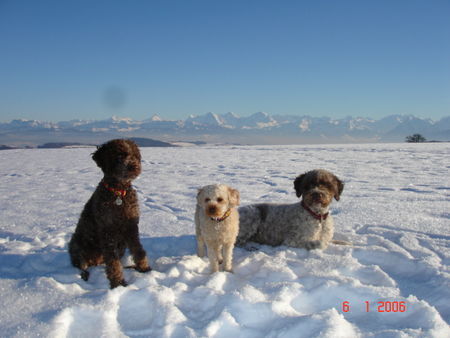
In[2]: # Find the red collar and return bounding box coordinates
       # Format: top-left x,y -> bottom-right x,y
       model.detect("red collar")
102,181 -> 128,197
301,201 -> 329,221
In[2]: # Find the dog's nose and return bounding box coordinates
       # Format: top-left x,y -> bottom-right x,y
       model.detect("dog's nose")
311,191 -> 323,200
208,206 -> 217,214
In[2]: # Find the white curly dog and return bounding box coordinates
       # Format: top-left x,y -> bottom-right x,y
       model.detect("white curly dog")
195,184 -> 240,273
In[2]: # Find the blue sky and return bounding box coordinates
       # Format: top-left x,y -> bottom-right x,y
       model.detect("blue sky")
1,0 -> 449,122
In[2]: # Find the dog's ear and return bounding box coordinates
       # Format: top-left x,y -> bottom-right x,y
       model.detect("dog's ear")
196,188 -> 203,204
294,173 -> 306,198
126,139 -> 141,161
333,176 -> 344,201
92,144 -> 107,170
228,187 -> 240,208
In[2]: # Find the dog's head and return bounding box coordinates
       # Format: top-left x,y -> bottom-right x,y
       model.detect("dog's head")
294,169 -> 344,210
197,184 -> 240,219
92,139 -> 141,181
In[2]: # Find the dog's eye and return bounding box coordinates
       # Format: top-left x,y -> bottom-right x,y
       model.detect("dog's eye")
318,181 -> 332,190
205,198 -> 211,203
217,197 -> 223,203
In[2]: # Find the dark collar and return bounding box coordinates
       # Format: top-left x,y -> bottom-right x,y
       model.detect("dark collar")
210,209 -> 232,222
301,200 -> 329,221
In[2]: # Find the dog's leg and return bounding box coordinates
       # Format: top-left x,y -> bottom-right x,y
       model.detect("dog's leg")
105,258 -> 128,288
127,235 -> 151,273
126,223 -> 152,272
217,244 -> 224,266
103,243 -> 127,288
79,261 -> 90,281
69,236 -> 91,281
206,242 -> 220,273
197,234 -> 206,258
222,242 -> 234,272
195,211 -> 206,258
131,250 -> 151,273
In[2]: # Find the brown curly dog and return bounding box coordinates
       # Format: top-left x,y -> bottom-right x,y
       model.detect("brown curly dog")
69,139 -> 151,288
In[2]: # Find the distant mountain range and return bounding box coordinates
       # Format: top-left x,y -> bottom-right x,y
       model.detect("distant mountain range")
1,113 -> 449,147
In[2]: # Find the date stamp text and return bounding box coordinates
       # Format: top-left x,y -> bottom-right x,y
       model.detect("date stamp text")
342,301 -> 407,313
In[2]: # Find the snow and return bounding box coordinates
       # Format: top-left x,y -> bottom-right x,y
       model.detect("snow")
0,143 -> 449,337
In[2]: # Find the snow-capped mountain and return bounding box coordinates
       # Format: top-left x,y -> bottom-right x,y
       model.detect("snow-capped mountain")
0,119 -> 59,131
239,112 -> 278,129
185,112 -> 226,128
0,113 -> 448,146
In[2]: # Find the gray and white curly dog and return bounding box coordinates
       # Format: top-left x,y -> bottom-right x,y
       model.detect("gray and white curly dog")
237,169 -> 348,250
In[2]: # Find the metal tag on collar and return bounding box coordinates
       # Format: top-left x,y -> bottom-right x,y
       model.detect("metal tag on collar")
115,196 -> 123,206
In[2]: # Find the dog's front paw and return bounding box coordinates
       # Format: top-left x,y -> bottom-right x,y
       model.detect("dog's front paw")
134,257 -> 152,273
223,263 -> 233,273
110,279 -> 128,289
135,265 -> 152,273
305,240 -> 322,250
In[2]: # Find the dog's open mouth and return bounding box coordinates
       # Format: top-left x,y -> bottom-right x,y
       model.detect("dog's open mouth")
208,209 -> 232,222
206,211 -> 221,219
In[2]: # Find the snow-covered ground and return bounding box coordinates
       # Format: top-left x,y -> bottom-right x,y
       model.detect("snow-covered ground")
0,143 -> 449,337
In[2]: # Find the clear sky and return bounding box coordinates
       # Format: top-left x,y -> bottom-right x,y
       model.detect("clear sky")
1,0 -> 449,122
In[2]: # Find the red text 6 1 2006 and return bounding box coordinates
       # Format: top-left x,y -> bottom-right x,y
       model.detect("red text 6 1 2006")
342,301 -> 407,313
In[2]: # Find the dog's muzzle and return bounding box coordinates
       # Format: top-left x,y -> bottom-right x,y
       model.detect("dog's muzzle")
209,209 -> 232,222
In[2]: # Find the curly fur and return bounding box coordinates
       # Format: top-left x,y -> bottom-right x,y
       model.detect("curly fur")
237,169 -> 344,250
195,184 -> 240,273
69,139 -> 151,288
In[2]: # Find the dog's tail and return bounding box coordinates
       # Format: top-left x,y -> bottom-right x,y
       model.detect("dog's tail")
331,239 -> 352,246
